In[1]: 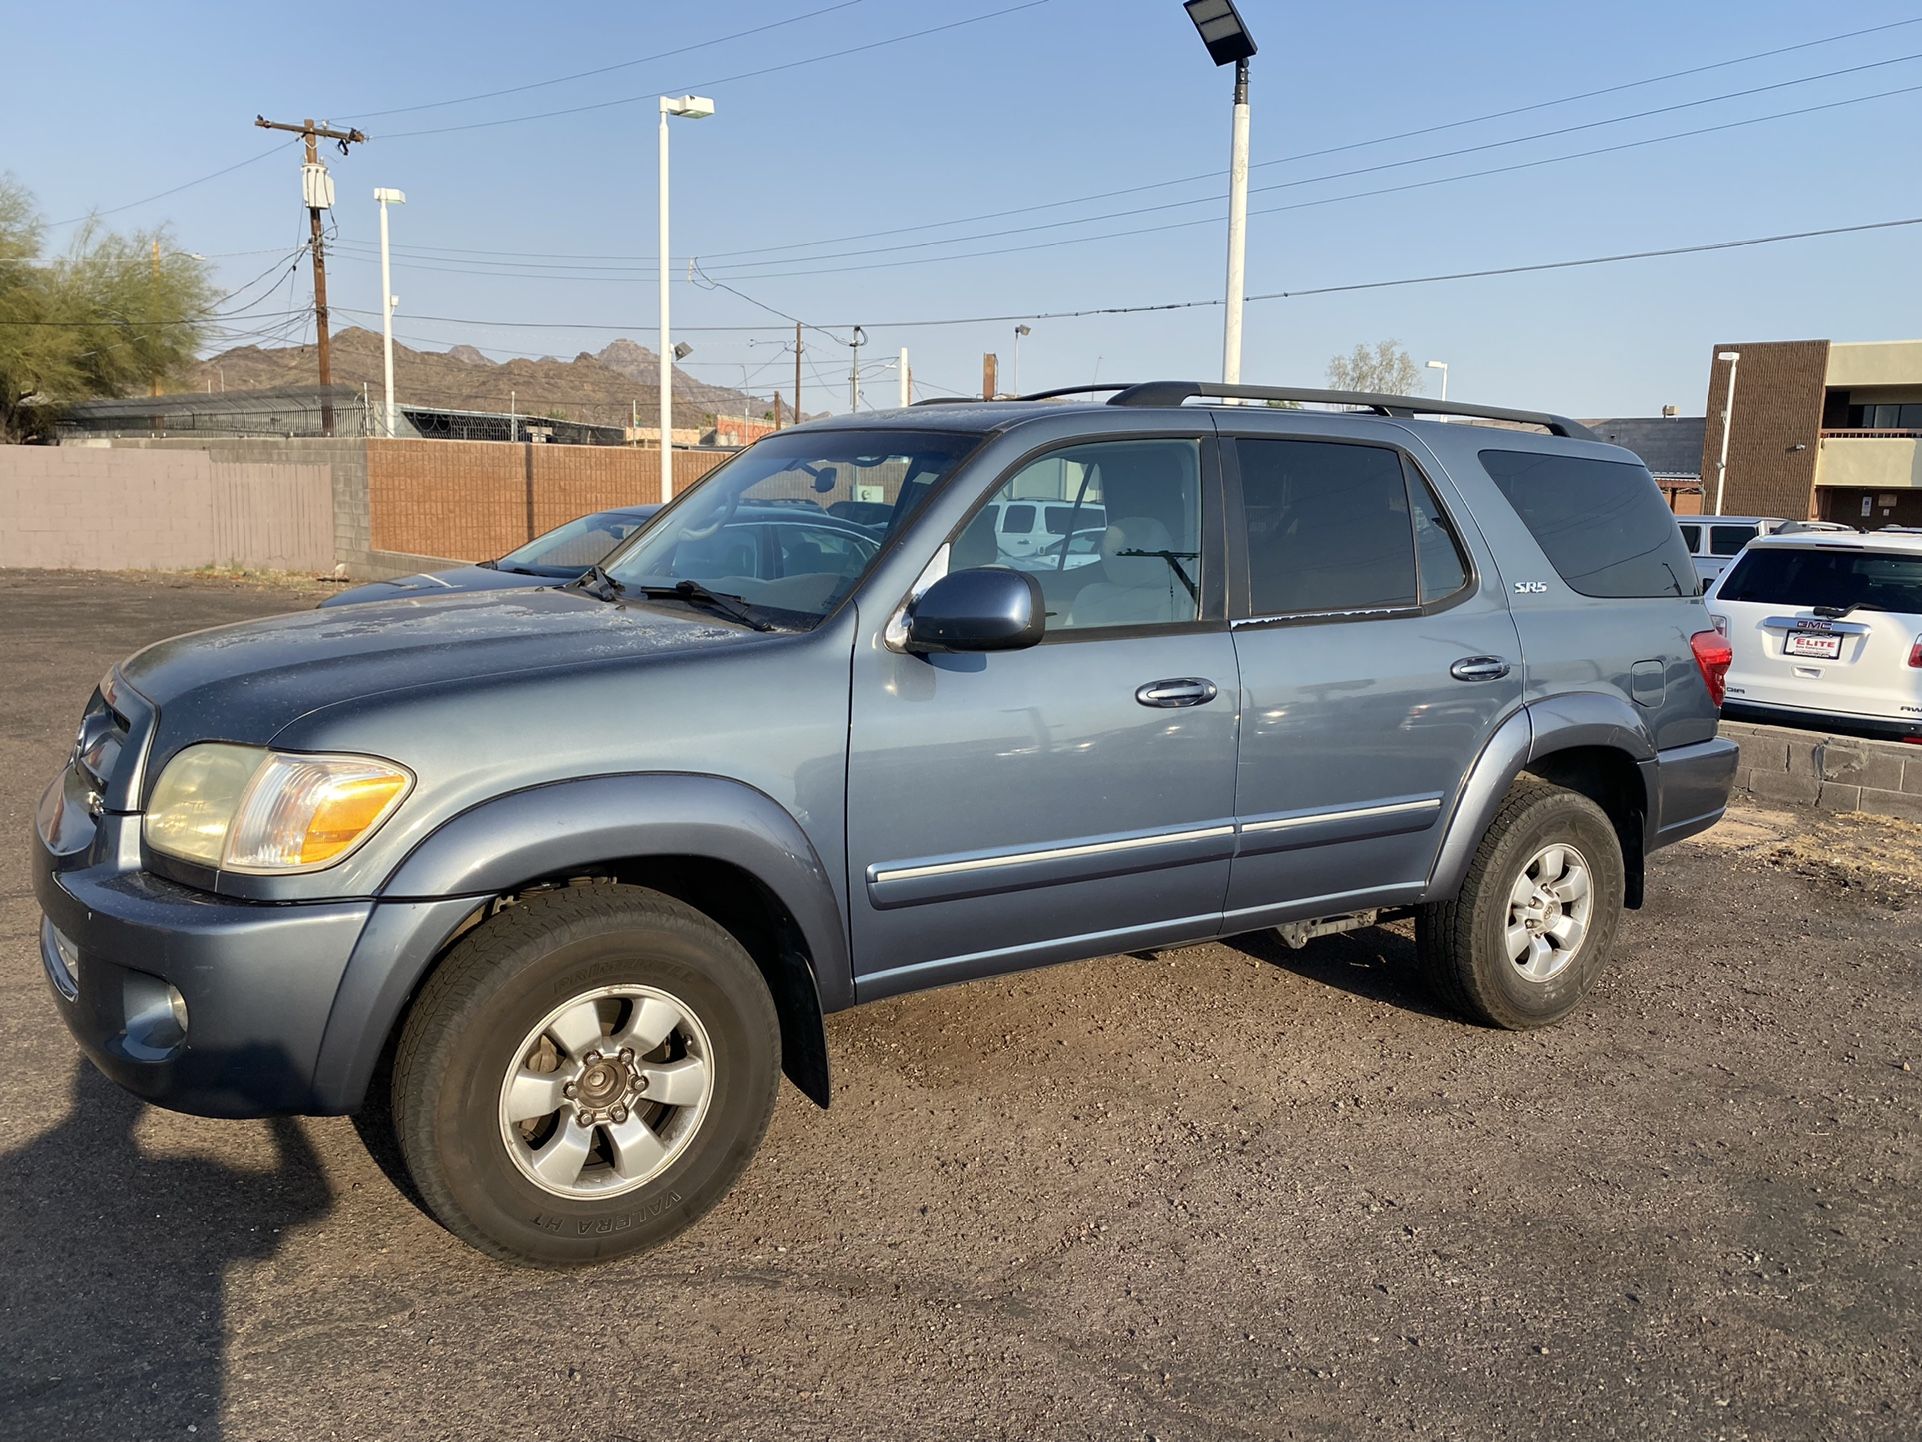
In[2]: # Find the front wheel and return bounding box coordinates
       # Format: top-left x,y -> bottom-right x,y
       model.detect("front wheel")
390,884 -> 780,1265
1416,779 -> 1625,1029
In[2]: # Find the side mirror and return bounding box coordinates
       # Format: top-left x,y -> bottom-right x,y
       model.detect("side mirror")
903,568 -> 1044,654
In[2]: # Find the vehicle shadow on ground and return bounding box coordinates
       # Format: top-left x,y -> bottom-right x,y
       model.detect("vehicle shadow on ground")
0,1059 -> 331,1442
1223,924 -> 1458,1022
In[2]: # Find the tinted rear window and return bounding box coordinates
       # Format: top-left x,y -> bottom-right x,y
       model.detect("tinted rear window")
1479,449 -> 1694,597
1716,546 -> 1922,613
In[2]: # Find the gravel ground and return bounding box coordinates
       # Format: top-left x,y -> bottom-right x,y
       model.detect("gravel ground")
1,569 -> 1917,1442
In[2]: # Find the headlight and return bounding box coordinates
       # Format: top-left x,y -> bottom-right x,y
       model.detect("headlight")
145,744 -> 413,873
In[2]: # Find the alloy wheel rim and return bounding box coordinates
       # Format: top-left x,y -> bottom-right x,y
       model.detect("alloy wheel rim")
497,983 -> 715,1200
1504,842 -> 1594,983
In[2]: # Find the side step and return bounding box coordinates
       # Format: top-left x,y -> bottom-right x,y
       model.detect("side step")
1274,909 -> 1379,950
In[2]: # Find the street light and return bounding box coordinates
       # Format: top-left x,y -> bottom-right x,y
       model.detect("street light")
658,94 -> 715,503
1713,350 -> 1741,516
1013,323 -> 1032,394
373,188 -> 406,439
1184,0 -> 1257,385
1425,358 -> 1448,402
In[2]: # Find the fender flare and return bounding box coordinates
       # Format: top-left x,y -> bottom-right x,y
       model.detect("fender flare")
1427,694 -> 1656,901
311,773 -> 848,1114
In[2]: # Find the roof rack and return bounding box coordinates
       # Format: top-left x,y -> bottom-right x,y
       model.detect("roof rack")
908,384 -> 1133,407
1105,382 -> 1596,440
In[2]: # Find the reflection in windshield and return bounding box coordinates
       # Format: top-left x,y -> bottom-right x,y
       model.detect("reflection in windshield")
499,509 -> 656,576
604,430 -> 976,628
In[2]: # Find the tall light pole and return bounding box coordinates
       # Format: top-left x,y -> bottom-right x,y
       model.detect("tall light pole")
1185,0 -> 1257,385
373,188 -> 406,438
1425,358 -> 1448,402
848,325 -> 866,413
658,94 -> 714,502
1013,323 -> 1032,394
1713,350 -> 1741,516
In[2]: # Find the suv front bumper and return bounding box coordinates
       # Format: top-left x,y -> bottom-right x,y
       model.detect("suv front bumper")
34,776 -> 374,1118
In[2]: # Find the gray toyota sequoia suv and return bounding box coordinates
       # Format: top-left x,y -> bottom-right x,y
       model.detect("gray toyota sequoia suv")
33,382 -> 1739,1265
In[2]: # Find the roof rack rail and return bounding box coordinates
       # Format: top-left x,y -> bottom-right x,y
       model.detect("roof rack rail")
1106,381 -> 1597,440
909,384 -> 1132,407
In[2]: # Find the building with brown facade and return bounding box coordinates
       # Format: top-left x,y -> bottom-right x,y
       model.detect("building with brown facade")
1699,339 -> 1922,528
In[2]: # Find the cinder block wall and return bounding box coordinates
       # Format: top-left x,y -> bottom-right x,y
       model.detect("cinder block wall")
1722,719 -> 1922,821
0,445 -> 333,572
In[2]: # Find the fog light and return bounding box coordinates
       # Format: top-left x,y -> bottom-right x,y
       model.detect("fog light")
168,985 -> 190,1036
42,919 -> 80,1001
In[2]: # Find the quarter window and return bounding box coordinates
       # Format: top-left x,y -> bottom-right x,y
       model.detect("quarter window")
1479,448 -> 1694,598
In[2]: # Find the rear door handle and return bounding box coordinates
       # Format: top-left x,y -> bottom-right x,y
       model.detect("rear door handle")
1135,677 -> 1218,708
1449,656 -> 1512,682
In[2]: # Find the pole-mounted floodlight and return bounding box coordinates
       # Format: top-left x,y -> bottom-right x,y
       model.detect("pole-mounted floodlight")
658,94 -> 715,501
374,188 -> 407,438
1713,350 -> 1742,516
1183,0 -> 1257,65
1185,0 -> 1257,385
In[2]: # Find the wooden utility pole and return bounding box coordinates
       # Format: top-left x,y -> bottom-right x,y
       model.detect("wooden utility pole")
982,353 -> 998,400
150,240 -> 163,396
254,115 -> 365,432
793,322 -> 803,428
773,391 -> 784,429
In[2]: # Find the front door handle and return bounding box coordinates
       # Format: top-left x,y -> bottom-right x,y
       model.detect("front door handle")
1449,655 -> 1512,682
1136,677 -> 1218,708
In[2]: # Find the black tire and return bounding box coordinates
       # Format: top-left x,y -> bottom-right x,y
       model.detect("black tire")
1416,778 -> 1625,1029
390,884 -> 780,1266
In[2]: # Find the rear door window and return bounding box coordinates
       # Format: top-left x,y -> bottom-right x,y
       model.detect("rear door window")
1709,525 -> 1753,557
1716,547 -> 1922,613
1236,440 -> 1418,614
1678,524 -> 1702,552
1479,449 -> 1694,598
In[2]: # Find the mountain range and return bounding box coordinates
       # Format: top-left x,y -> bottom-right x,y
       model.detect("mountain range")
185,329 -> 778,430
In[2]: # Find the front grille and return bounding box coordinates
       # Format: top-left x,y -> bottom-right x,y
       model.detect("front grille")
71,688 -> 131,801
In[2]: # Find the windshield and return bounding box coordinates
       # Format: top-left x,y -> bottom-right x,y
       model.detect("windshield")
602,429 -> 976,627
1717,545 -> 1922,613
500,509 -> 656,577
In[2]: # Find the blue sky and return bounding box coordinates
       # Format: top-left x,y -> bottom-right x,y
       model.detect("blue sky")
7,0 -> 1921,416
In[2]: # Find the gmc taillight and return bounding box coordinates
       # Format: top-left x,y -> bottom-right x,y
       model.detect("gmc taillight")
1691,630 -> 1734,707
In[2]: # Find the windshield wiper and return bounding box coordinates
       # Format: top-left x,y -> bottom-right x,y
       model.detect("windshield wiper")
632,579 -> 776,632
565,564 -> 625,601
1118,548 -> 1201,605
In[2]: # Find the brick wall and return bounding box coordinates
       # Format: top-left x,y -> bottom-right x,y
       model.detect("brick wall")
1698,341 -> 1829,519
365,439 -> 731,560
0,446 -> 333,572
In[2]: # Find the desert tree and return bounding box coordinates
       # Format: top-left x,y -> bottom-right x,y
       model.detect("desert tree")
1325,339 -> 1422,396
0,177 -> 216,442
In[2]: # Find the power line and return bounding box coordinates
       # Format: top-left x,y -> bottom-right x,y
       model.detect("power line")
703,81 -> 1922,282
47,140 -> 301,228
694,15 -> 1922,264
328,71 -> 1922,289
380,1 -> 1053,139
341,1 -> 865,120
322,215 -> 1922,336
701,56 -> 1922,275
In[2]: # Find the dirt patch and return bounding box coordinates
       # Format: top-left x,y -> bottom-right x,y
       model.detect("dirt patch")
1686,802 -> 1922,909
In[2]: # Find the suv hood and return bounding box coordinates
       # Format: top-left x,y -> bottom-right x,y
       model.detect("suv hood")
119,587 -> 752,758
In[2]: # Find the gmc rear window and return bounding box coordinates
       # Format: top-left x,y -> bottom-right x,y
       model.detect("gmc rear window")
1479,449 -> 1694,598
1716,547 -> 1922,613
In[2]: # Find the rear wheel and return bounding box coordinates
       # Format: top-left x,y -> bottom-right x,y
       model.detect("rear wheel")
1416,779 -> 1625,1028
390,884 -> 779,1266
